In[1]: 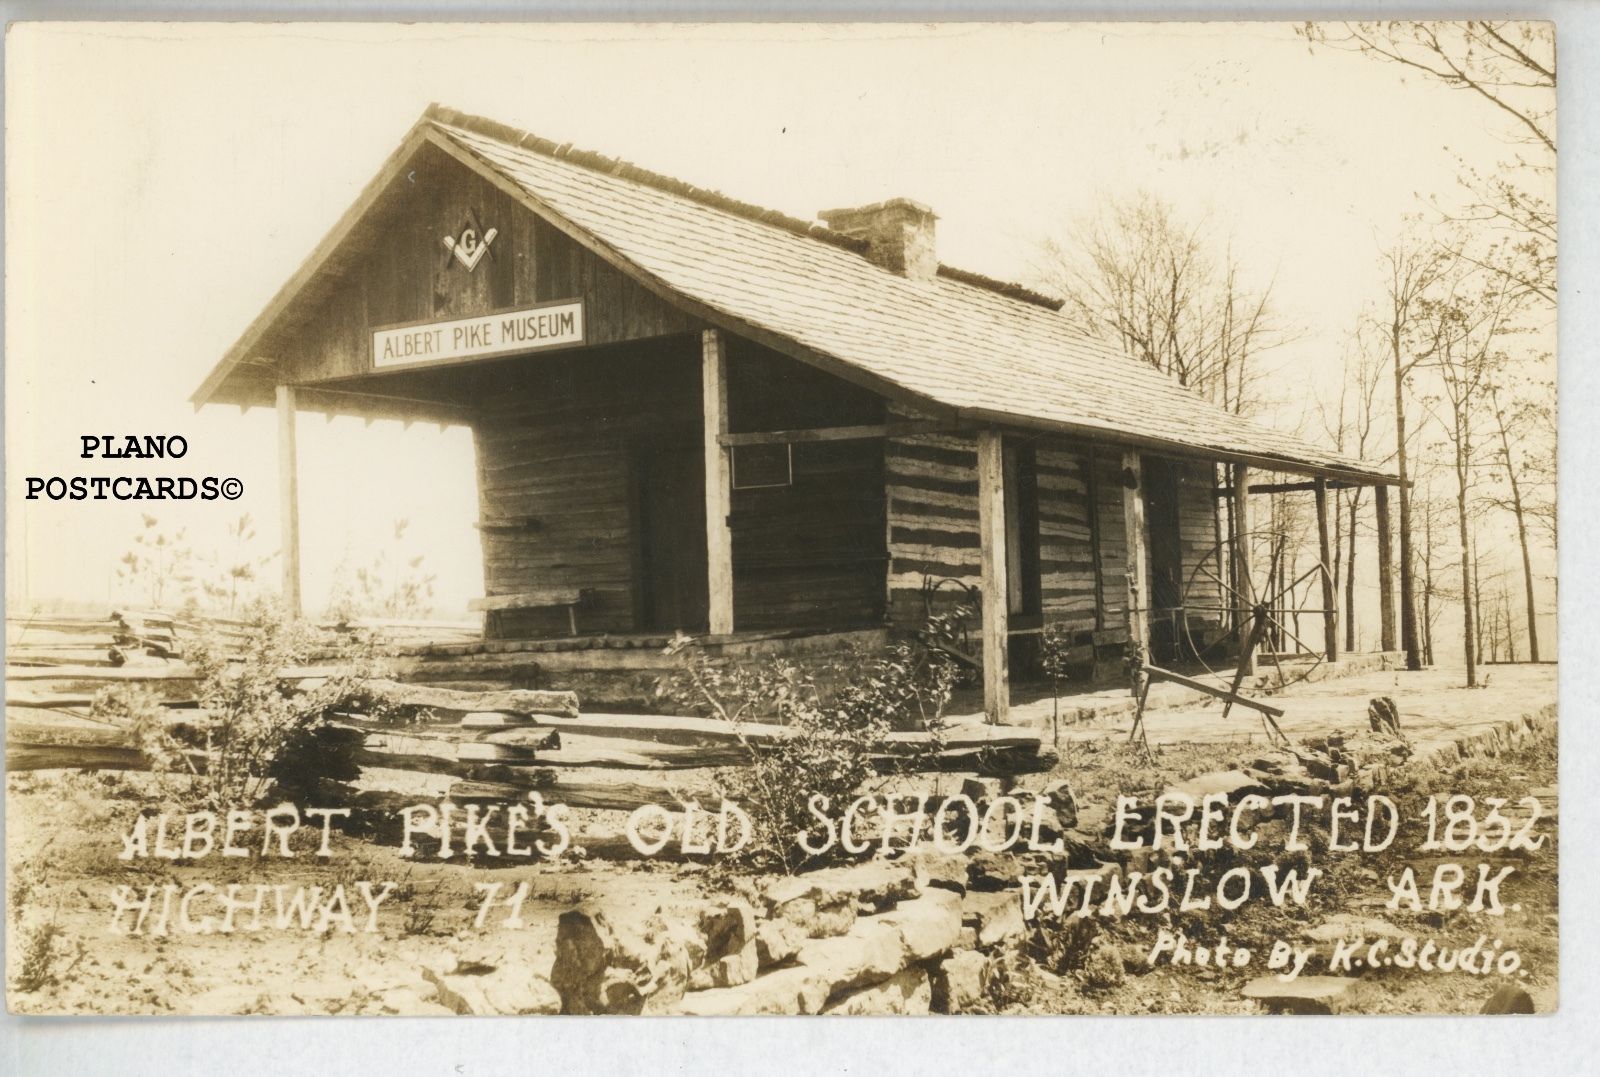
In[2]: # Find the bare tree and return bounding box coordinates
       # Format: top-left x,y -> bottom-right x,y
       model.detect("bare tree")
1375,238 -> 1454,671
1033,191 -> 1290,414
1417,263 -> 1521,687
1302,22 -> 1555,306
1319,332 -> 1389,653
1486,381 -> 1548,661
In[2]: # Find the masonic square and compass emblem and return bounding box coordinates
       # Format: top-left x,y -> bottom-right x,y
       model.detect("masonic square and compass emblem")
441,209 -> 498,272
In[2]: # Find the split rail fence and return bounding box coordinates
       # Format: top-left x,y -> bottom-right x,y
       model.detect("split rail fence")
6,612 -> 1051,853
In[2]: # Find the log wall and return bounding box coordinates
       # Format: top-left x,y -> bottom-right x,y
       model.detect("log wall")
473,339 -> 701,639
474,337 -> 889,639
885,429 -> 1221,642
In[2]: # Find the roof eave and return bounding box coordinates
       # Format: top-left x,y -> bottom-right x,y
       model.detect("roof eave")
190,111 -> 446,409
957,407 -> 1399,486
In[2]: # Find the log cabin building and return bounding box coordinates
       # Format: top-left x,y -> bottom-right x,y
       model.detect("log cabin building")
193,106 -> 1397,720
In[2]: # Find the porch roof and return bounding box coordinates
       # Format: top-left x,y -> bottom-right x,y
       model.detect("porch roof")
194,104 -> 1395,485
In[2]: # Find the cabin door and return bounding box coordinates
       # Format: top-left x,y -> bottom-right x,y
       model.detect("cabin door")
633,436 -> 710,633
1142,455 -> 1184,661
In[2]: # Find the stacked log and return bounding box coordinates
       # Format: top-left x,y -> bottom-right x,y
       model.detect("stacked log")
5,650 -> 1052,864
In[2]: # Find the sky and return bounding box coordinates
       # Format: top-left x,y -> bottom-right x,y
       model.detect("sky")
4,21 -> 1546,625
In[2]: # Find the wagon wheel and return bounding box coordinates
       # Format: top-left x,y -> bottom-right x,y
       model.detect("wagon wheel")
917,576 -> 982,675
1178,530 -> 1333,704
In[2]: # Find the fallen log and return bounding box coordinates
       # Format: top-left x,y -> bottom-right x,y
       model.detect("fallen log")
447,768 -> 720,811
352,678 -> 579,720
4,715 -> 209,773
527,712 -> 1042,754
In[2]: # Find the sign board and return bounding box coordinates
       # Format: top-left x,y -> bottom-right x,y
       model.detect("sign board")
372,300 -> 585,370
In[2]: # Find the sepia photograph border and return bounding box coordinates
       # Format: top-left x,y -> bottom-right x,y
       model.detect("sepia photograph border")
1,0 -> 1595,1074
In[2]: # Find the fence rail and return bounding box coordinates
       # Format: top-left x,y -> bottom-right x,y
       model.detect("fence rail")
6,611 -> 1053,837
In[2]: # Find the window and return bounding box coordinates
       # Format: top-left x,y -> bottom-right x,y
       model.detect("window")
731,443 -> 793,490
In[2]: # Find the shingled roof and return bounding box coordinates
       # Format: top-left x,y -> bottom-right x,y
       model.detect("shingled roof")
197,105 -> 1394,485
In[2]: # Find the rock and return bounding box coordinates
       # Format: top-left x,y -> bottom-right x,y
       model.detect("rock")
957,926 -> 978,950
822,967 -> 932,1015
770,895 -> 856,939
763,860 -> 919,915
931,950 -> 989,1013
689,900 -> 757,990
876,889 -> 963,961
1037,779 -> 1079,831
795,921 -> 905,996
907,849 -> 968,895
1480,985 -> 1535,1014
756,917 -> 810,968
967,850 -> 1019,892
422,962 -> 561,1016
689,953 -> 759,991
1166,769 -> 1268,802
379,984 -> 437,1014
549,905 -> 699,1015
674,966 -> 832,1016
1241,975 -> 1359,1015
961,888 -> 1024,948
1304,914 -> 1410,946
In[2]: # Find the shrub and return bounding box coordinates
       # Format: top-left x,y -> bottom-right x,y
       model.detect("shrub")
656,630 -> 961,874
92,601 -> 383,810
11,922 -> 64,994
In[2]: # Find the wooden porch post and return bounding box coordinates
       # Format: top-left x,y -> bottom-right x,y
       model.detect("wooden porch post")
1314,477 -> 1339,662
702,329 -> 735,635
276,384 -> 302,618
1231,463 -> 1254,675
1374,483 -> 1397,653
976,430 -> 1010,723
1120,451 -> 1149,653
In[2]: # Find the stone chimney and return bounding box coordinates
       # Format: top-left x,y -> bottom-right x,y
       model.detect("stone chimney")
819,198 -> 939,282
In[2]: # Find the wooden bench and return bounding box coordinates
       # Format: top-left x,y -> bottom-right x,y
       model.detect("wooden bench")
468,588 -> 594,636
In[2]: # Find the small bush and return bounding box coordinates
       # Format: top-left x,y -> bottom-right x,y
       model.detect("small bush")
656,629 -> 961,874
12,922 -> 64,994
92,600 -> 384,810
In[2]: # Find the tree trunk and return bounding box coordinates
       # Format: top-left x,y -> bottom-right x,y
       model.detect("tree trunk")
1471,530 -> 1484,667
1393,347 -> 1422,670
1422,502 -> 1436,666
1345,491 -> 1362,653
1454,437 -> 1478,689
1375,484 -> 1396,651
1494,405 -> 1541,662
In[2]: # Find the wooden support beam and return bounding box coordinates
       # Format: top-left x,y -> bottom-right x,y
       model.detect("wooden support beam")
1212,479 -> 1363,497
976,430 -> 1010,724
702,329 -> 735,635
276,384 -> 302,618
1374,483 -> 1397,653
1121,451 -> 1149,652
718,420 -> 956,447
1086,445 -> 1106,631
1314,477 -> 1339,662
1231,463 -> 1254,675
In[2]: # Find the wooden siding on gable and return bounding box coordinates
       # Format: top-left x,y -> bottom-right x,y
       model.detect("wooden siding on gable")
275,142 -> 696,388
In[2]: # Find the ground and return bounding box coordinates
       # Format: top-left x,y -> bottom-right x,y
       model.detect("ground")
4,661 -> 1559,1016
983,718 -> 1558,1015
